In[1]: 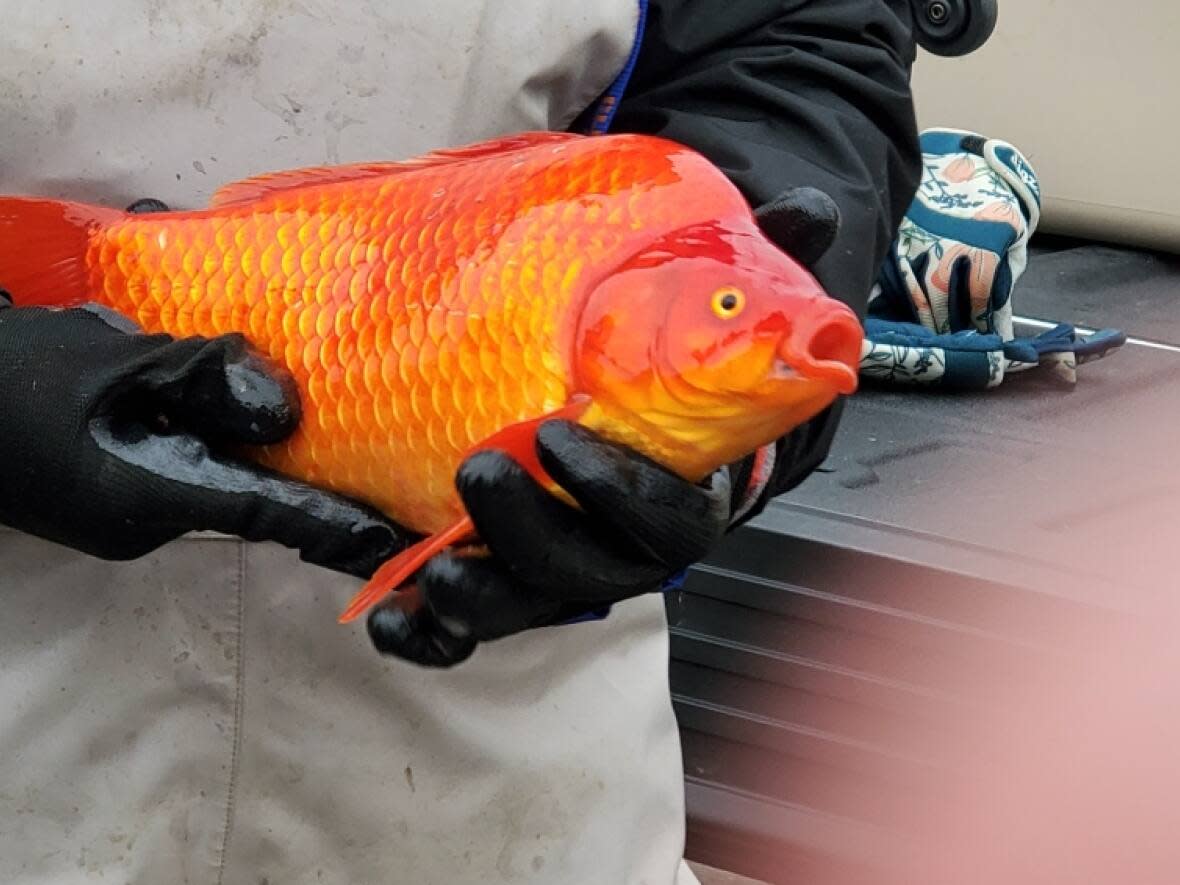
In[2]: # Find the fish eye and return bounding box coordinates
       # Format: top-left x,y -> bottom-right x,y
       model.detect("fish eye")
711,287 -> 746,319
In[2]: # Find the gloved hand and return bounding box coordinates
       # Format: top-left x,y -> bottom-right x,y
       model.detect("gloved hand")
862,128 -> 1125,389
367,420 -> 733,666
0,297 -> 409,578
367,186 -> 846,667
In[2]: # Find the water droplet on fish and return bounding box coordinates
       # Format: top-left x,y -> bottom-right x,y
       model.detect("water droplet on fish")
432,188 -> 445,199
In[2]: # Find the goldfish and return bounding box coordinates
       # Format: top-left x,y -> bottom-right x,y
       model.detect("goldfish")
0,131 -> 862,623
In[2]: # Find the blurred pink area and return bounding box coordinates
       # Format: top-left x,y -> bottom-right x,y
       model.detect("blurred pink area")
895,622 -> 1180,884
793,523 -> 1180,884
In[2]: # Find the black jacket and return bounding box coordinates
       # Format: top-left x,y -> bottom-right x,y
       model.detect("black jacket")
610,0 -> 922,514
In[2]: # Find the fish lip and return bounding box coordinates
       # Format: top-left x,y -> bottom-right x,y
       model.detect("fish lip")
770,357 -> 857,394
802,356 -> 859,394
776,308 -> 862,395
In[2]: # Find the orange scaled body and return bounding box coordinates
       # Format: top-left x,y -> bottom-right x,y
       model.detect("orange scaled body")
0,131 -> 863,619
97,132 -> 664,532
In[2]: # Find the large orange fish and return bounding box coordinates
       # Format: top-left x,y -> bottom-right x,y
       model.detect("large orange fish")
0,131 -> 861,623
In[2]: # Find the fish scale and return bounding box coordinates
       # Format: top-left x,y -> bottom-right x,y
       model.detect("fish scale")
0,131 -> 865,620
78,137 -> 640,530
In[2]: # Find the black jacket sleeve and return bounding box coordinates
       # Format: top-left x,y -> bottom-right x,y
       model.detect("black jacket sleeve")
609,0 -> 923,511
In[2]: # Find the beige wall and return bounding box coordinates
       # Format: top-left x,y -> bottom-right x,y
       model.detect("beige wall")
911,3 -> 1180,253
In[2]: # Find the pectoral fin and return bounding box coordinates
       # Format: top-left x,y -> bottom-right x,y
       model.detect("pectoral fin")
337,515 -> 475,624
337,396 -> 592,624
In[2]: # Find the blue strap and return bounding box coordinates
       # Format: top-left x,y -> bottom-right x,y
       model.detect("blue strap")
573,0 -> 649,135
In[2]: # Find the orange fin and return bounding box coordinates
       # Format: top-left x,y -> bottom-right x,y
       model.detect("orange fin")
209,163 -> 409,207
336,396 -> 593,624
0,198 -> 121,306
404,131 -> 582,164
338,516 -> 476,624
465,395 -> 592,487
210,131 -> 584,208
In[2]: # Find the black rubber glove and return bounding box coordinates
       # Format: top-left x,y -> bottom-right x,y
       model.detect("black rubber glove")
367,420 -> 733,666
0,298 -> 409,578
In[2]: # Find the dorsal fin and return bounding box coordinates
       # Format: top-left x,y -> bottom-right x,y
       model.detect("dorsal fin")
209,163 -> 405,207
209,131 -> 584,208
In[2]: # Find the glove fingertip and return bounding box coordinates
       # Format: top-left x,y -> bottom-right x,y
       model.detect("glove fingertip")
366,602 -> 478,667
167,335 -> 301,445
126,198 -> 170,214
456,448 -> 535,505
218,346 -> 302,442
367,604 -> 417,654
303,515 -> 408,580
754,187 -> 841,268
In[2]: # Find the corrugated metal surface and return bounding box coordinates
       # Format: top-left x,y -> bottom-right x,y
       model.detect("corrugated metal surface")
668,243 -> 1180,884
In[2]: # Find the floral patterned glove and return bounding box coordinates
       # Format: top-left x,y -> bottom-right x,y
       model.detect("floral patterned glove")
860,128 -> 1125,389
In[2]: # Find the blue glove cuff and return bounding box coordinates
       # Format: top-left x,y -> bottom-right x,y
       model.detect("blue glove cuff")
555,569 -> 689,626
560,607 -> 613,625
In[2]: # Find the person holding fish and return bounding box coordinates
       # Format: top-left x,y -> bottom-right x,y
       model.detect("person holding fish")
0,1 -> 921,883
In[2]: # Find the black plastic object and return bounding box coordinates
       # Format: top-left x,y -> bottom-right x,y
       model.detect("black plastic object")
912,0 -> 998,56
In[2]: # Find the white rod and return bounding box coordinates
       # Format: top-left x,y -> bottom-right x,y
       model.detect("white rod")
1014,316 -> 1180,354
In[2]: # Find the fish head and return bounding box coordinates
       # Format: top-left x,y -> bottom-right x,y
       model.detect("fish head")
573,220 -> 862,480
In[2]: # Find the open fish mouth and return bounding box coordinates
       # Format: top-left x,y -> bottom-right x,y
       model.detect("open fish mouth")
775,306 -> 862,395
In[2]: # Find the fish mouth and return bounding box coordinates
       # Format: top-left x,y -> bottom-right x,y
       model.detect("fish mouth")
775,306 -> 862,395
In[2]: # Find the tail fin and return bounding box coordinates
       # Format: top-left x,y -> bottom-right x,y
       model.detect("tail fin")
0,197 -> 122,306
